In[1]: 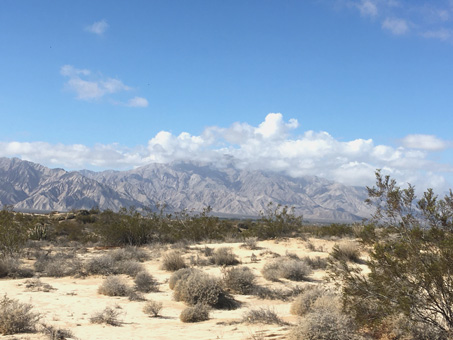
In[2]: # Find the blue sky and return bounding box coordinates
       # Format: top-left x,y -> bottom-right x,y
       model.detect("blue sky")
1,0 -> 453,192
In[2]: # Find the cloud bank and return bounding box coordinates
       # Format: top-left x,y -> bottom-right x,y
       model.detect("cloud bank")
1,113 -> 452,192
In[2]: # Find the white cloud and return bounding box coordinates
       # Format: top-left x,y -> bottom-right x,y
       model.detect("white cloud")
1,113 -> 452,191
382,17 -> 409,35
422,29 -> 452,41
401,134 -> 448,151
85,20 -> 109,36
127,97 -> 149,108
60,65 -> 132,101
357,0 -> 378,17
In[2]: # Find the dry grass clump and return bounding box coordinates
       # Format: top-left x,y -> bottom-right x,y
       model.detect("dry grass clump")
0,256 -> 34,278
143,300 -> 163,317
302,256 -> 328,270
288,295 -> 363,340
161,251 -> 187,271
24,278 -> 55,292
290,285 -> 331,316
173,271 -> 238,309
242,307 -> 284,325
134,270 -> 158,292
222,266 -> 256,294
254,285 -> 303,301
90,307 -> 122,326
169,267 -> 200,290
0,295 -> 40,335
240,237 -> 259,250
262,257 -> 312,281
330,240 -> 361,263
210,247 -> 239,266
40,323 -> 74,340
98,276 -> 131,296
179,304 -> 210,323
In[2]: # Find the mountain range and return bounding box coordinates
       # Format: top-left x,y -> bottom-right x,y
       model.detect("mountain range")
0,157 -> 372,222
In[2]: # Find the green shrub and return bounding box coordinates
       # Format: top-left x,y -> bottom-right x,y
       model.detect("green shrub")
161,251 -> 186,271
134,271 -> 158,293
0,295 -> 40,335
143,300 -> 163,317
98,276 -> 130,296
0,210 -> 29,256
222,266 -> 256,294
179,304 -> 210,323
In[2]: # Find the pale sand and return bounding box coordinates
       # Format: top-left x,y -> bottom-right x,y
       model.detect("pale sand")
0,237 -> 361,340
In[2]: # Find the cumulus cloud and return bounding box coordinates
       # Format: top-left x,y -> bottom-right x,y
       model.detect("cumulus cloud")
1,113 -> 452,191
85,20 -> 109,35
357,0 -> 378,17
127,97 -> 149,108
60,65 -> 147,105
382,17 -> 409,35
401,134 -> 448,151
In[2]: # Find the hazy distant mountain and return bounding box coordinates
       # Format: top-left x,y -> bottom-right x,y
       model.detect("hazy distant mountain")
0,157 -> 371,221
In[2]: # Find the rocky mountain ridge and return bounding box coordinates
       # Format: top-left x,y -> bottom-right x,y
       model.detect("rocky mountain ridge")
0,157 -> 371,221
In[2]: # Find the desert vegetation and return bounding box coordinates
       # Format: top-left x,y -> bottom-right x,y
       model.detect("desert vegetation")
1,171 -> 453,339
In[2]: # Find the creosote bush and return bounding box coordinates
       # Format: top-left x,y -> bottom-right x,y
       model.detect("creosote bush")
161,251 -> 187,271
143,300 -> 163,317
0,295 -> 40,335
98,276 -> 130,296
179,304 -> 210,323
90,307 -> 122,326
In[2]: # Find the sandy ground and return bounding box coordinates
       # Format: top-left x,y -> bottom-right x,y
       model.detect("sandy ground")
0,237 -> 360,340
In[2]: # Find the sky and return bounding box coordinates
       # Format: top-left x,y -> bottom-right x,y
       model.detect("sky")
1,0 -> 453,193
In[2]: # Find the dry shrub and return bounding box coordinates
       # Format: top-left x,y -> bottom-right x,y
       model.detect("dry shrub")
161,251 -> 187,271
41,323 -> 74,340
330,240 -> 361,263
24,278 -> 55,292
90,307 -> 122,326
98,276 -> 130,296
240,237 -> 259,250
302,256 -> 328,270
222,266 -> 256,294
173,271 -> 238,309
169,267 -> 200,290
84,253 -> 144,277
115,260 -> 144,277
262,257 -> 312,282
290,285 -> 331,316
253,286 -> 302,301
134,270 -> 158,292
34,251 -> 82,277
242,307 -> 284,325
210,247 -> 239,266
84,254 -> 116,275
143,300 -> 163,317
0,295 -> 40,335
180,304 -> 210,323
110,246 -> 149,262
127,290 -> 146,301
288,296 -> 363,340
0,256 -> 34,278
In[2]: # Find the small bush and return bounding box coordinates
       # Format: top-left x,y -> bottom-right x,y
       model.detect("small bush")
253,286 -> 302,301
84,254 -> 116,275
222,266 -> 256,294
111,246 -> 149,262
161,251 -> 186,271
127,290 -> 146,301
143,300 -> 163,317
179,304 -> 210,323
210,247 -> 239,266
0,256 -> 34,278
24,279 -> 55,292
330,241 -> 361,263
134,271 -> 158,293
290,285 -> 330,316
302,256 -> 328,270
98,276 -> 130,297
240,237 -> 259,250
288,296 -> 363,340
41,323 -> 74,340
169,268 -> 200,290
90,307 -> 122,326
115,260 -> 144,277
243,307 -> 284,325
34,251 -> 82,277
173,271 -> 238,309
0,295 -> 40,335
262,257 -> 312,282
